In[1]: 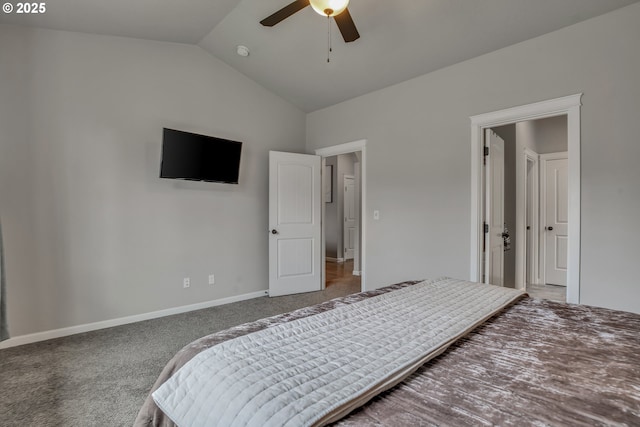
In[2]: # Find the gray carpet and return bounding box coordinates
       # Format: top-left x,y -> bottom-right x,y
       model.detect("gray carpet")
0,281 -> 360,426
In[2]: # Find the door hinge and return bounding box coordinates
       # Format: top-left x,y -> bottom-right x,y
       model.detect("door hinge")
484,146 -> 489,156
484,222 -> 489,233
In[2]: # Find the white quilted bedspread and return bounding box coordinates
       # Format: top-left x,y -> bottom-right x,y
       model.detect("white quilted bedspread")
153,277 -> 524,427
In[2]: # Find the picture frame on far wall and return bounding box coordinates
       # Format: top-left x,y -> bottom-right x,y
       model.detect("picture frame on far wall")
324,165 -> 333,203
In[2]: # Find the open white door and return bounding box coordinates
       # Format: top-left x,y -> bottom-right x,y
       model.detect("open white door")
343,175 -> 356,260
269,151 -> 322,297
485,129 -> 505,286
542,154 -> 568,286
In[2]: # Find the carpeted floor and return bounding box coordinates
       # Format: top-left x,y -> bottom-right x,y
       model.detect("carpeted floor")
0,281 -> 360,426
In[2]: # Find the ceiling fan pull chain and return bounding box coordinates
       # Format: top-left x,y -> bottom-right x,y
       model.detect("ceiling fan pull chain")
327,15 -> 332,63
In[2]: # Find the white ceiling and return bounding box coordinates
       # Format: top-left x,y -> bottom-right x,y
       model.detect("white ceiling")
2,0 -> 638,112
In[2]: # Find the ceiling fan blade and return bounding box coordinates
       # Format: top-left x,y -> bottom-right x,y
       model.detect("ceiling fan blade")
260,0 -> 310,27
334,8 -> 360,42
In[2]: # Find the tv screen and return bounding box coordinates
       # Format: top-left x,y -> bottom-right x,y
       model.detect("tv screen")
160,128 -> 242,184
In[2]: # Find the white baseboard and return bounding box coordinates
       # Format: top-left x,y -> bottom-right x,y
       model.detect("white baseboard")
352,270 -> 361,276
0,290 -> 269,350
326,257 -> 345,263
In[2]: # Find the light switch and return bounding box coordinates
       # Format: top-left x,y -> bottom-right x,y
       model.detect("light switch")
373,210 -> 380,220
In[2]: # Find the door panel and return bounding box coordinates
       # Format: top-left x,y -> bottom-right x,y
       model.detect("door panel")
485,129 -> 505,286
343,175 -> 356,260
544,156 -> 568,286
278,164 -> 314,224
278,238 -> 313,277
269,152 -> 321,296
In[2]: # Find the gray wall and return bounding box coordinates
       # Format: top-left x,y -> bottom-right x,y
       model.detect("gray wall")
535,115 -> 568,154
306,3 -> 640,313
0,25 -> 306,336
516,116 -> 568,154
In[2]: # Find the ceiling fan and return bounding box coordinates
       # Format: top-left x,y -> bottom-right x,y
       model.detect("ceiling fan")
260,0 -> 360,43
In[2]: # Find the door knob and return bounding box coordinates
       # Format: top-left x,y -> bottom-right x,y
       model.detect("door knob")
271,229 -> 278,235
547,226 -> 554,231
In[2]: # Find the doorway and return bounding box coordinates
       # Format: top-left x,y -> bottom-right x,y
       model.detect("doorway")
470,94 -> 582,304
489,117 -> 568,302
316,140 -> 367,293
267,141 -> 366,298
323,156 -> 360,292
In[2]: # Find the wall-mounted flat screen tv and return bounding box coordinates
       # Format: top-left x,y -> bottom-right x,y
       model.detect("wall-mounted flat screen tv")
160,128 -> 242,184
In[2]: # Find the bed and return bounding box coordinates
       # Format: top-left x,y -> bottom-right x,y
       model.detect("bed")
134,278 -> 640,426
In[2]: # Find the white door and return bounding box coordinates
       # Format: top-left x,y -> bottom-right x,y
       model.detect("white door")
485,129 -> 505,286
343,175 -> 356,260
543,154 -> 568,286
269,151 -> 322,297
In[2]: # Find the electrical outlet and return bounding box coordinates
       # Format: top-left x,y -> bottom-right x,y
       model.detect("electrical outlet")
208,274 -> 215,285
183,277 -> 190,288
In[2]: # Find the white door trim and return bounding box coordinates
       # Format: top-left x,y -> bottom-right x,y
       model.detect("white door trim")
316,140 -> 367,291
353,160 -> 361,275
470,94 -> 581,303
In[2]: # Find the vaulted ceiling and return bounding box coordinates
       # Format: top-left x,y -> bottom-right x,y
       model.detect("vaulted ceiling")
2,0 -> 638,112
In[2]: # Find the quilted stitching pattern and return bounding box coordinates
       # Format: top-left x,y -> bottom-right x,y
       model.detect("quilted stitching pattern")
153,278 -> 524,427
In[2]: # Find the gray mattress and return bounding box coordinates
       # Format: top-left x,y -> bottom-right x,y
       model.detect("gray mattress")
134,281 -> 640,426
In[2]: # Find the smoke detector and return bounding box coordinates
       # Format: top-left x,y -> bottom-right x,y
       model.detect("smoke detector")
236,45 -> 250,57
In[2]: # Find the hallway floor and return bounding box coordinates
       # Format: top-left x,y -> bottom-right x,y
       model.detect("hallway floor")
326,259 -> 361,293
526,282 -> 566,303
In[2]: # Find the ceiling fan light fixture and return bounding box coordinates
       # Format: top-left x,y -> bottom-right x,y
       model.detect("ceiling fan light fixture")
309,0 -> 349,17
